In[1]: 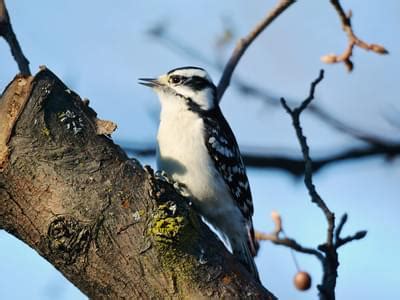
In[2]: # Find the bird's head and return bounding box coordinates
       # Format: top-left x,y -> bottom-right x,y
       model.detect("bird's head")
139,66 -> 217,111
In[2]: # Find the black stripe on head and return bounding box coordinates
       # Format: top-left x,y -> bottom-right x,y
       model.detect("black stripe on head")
184,75 -> 216,92
167,66 -> 205,75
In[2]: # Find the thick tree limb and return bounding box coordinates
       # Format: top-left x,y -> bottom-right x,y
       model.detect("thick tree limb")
0,0 -> 31,75
0,69 -> 275,299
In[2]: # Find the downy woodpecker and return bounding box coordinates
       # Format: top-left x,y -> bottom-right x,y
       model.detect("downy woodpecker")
139,67 -> 259,281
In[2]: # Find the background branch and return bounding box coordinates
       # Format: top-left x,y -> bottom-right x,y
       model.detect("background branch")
281,70 -> 335,247
0,0 -> 30,75
123,142 -> 400,176
216,0 -> 295,101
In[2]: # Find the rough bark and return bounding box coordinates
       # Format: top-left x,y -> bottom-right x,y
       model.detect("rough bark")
0,69 -> 275,299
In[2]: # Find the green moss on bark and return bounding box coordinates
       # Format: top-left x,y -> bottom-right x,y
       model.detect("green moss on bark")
149,202 -> 188,243
148,201 -> 203,280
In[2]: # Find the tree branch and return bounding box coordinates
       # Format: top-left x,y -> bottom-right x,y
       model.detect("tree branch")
216,0 -> 295,101
334,213 -> 347,241
0,0 -> 31,75
280,70 -> 340,300
281,70 -> 335,247
321,0 -> 388,71
255,212 -> 324,262
334,214 -> 367,249
254,70 -> 367,300
335,230 -> 367,249
0,69 -> 275,299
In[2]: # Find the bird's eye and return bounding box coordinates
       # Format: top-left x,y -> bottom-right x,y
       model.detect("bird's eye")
170,75 -> 182,84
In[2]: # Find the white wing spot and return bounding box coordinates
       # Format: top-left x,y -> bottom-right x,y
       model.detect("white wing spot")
220,136 -> 228,144
238,181 -> 249,189
225,148 -> 234,157
235,187 -> 241,197
215,144 -> 225,154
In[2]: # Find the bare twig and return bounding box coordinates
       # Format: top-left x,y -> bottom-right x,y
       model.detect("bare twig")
335,230 -> 367,249
334,213 -> 348,241
216,0 -> 295,101
256,212 -> 324,262
259,232 -> 325,261
333,213 -> 367,249
281,70 -> 335,247
266,70 -> 367,300
321,0 -> 388,71
0,0 -> 31,75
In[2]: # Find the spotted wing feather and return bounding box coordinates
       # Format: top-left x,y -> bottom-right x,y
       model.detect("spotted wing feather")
202,108 -> 254,221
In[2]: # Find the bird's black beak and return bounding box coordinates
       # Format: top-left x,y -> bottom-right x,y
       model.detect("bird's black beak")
138,78 -> 161,88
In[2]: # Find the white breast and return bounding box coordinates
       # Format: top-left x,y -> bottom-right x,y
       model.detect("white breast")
156,95 -> 238,219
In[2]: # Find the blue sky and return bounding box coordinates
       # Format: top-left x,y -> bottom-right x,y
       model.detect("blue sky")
1,1 -> 399,299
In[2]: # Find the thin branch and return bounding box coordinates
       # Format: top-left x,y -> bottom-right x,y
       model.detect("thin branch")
0,0 -> 31,75
256,212 -> 324,262
281,70 -> 335,247
216,0 -> 295,101
334,213 -> 348,242
334,213 -> 367,249
321,0 -> 388,71
335,230 -> 367,249
258,232 -> 324,262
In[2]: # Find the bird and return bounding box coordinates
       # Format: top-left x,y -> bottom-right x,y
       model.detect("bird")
139,66 -> 260,282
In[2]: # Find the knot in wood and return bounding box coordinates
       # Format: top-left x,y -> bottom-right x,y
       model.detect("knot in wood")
47,216 -> 91,265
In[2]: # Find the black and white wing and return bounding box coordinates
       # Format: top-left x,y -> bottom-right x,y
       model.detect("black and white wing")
202,108 -> 254,221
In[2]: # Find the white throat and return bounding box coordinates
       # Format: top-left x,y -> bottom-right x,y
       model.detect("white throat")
157,87 -> 215,111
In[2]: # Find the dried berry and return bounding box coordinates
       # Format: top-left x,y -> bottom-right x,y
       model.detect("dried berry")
294,271 -> 312,291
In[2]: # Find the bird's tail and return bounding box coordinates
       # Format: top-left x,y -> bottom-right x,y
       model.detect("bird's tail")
231,232 -> 260,283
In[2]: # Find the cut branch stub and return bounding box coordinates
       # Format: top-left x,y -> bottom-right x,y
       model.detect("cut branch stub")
0,68 -> 275,299
0,75 -> 33,169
